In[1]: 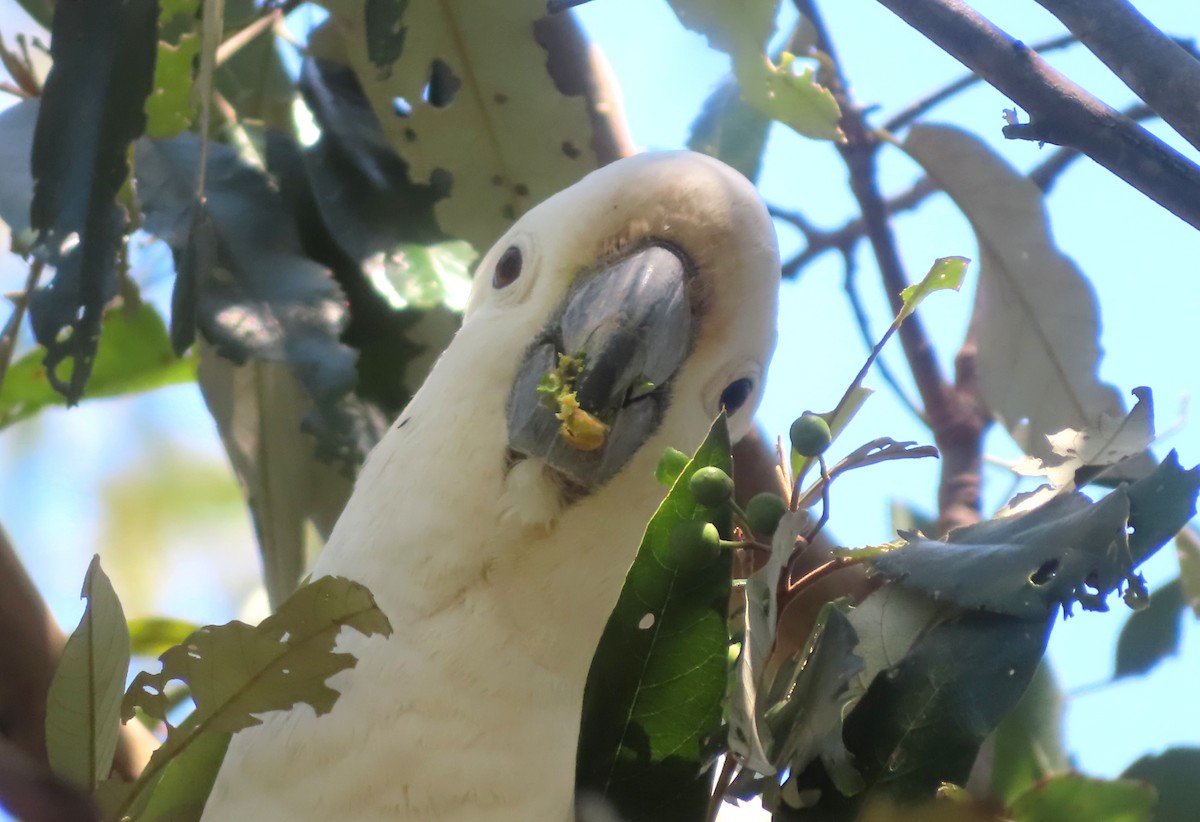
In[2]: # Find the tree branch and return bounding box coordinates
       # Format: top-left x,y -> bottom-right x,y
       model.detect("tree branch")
1032,0 -> 1200,154
873,0 -> 1200,231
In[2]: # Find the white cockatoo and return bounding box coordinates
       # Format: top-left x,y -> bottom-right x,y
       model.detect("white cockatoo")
203,151 -> 780,820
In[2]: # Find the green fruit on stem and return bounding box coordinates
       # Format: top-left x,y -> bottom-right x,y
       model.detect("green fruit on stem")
668,520 -> 721,570
790,413 -> 832,457
655,447 -> 690,486
746,492 -> 787,536
689,466 -> 735,507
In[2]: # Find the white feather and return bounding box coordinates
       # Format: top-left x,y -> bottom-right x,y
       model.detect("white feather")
203,151 -> 779,820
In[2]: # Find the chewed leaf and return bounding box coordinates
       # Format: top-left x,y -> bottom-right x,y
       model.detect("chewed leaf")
45,556 -> 130,791
898,256 -> 968,322
866,453 -> 1199,618
1004,387 -> 1155,516
109,577 -> 390,820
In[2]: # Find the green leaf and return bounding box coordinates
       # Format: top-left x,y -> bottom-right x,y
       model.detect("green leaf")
318,0 -> 598,249
866,454 -> 1200,618
128,616 -> 201,659
138,731 -> 230,822
839,610 -> 1053,803
0,302 -> 195,429
112,576 -> 391,820
28,0 -> 158,401
577,414 -> 734,821
1113,578 -> 1184,679
1175,526 -> 1200,617
44,556 -> 131,791
364,240 -> 475,312
145,0 -> 201,140
667,0 -> 842,141
687,74 -> 771,183
897,256 -> 968,322
1009,773 -> 1155,822
989,663 -> 1068,805
1122,747 -> 1200,822
136,135 -> 363,464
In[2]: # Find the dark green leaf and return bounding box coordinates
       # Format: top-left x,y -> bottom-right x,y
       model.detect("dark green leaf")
1010,773 -> 1154,822
577,414 -> 734,821
28,0 -> 158,401
867,453 -> 1200,618
44,556 -> 130,791
135,134 -> 363,463
839,610 -> 1053,803
687,74 -> 771,183
1122,747 -> 1200,822
989,663 -> 1068,805
0,302 -> 195,429
1113,578 -> 1184,679
112,576 -> 391,820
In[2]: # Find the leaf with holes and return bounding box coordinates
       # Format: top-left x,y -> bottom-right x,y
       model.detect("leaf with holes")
577,415 -> 734,822
44,556 -> 130,791
865,453 -> 1200,618
0,302 -> 194,429
109,576 -> 391,821
136,134 -> 364,464
27,0 -> 158,401
145,0 -> 201,139
317,0 -> 597,249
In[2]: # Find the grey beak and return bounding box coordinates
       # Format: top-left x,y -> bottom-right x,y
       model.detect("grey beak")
506,243 -> 692,491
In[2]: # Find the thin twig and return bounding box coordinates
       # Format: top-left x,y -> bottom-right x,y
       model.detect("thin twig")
706,755 -> 738,822
0,261 -> 44,395
215,9 -> 282,67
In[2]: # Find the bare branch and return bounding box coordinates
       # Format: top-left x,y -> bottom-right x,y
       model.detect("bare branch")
872,0 -> 1200,231
1033,0 -> 1200,154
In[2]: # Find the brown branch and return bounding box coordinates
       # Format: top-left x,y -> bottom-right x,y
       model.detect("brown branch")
1032,0 -> 1200,154
0,526 -> 156,780
873,0 -> 1200,231
0,261 -> 44,396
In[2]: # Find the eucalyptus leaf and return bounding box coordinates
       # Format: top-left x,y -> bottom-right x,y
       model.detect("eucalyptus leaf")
111,576 -> 391,820
317,0 -> 598,248
867,453 -> 1200,618
577,414 -> 734,821
45,556 -> 130,791
28,0 -> 158,401
0,303 -> 195,429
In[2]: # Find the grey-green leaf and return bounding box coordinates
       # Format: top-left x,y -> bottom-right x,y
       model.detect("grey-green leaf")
45,555 -> 131,791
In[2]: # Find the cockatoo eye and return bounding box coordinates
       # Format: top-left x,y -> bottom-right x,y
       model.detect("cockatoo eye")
719,377 -> 754,414
493,246 -> 523,288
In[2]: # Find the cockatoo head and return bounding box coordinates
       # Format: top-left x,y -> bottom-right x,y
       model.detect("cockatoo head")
459,151 -> 779,524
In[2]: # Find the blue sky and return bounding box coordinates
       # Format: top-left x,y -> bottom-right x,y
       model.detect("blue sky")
0,2 -> 1197,816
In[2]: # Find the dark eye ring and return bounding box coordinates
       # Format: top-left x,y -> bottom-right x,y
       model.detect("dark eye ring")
493,246 -> 523,289
719,378 -> 754,414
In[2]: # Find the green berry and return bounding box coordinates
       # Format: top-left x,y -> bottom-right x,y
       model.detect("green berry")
746,492 -> 788,536
689,466 -> 735,507
655,447 -> 690,486
790,413 -> 832,458
668,520 -> 721,570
